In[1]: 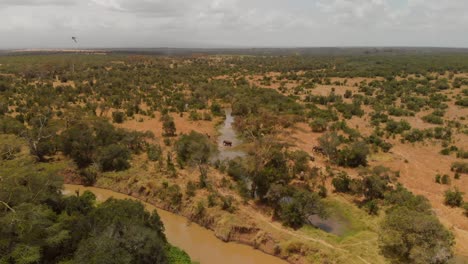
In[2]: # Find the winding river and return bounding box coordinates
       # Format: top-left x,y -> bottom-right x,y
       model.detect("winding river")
63,184 -> 287,264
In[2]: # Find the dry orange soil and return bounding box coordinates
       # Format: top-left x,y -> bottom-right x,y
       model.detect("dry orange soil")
115,73 -> 468,258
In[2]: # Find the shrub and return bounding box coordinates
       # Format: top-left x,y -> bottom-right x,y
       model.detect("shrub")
210,103 -> 223,116
457,149 -> 468,159
112,111 -> 125,123
98,144 -> 131,172
175,131 -> 217,167
380,206 -> 454,264
207,193 -> 217,207
422,114 -> 444,125
309,118 -> 328,132
147,144 -> 162,161
441,174 -> 450,185
318,185 -> 327,198
332,172 -> 351,193
221,195 -> 235,213
0,141 -> 21,161
404,129 -> 425,143
162,114 -> 176,137
451,162 -> 468,174
435,174 -> 441,183
385,119 -> 411,135
455,97 -> 468,107
444,188 -> 464,207
337,141 -> 369,168
185,181 -> 197,197
80,164 -> 99,186
365,200 -> 379,215
277,189 -> 326,229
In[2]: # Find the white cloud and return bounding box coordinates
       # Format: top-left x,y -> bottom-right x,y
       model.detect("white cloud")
0,0 -> 467,48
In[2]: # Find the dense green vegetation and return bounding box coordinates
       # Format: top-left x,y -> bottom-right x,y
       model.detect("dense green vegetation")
0,137 -> 192,264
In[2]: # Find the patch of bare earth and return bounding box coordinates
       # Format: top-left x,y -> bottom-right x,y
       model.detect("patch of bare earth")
115,112 -> 219,139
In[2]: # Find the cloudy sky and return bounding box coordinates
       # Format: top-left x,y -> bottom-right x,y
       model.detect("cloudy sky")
0,0 -> 467,48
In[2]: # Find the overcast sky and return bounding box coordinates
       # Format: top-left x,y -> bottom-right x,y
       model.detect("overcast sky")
0,0 -> 467,49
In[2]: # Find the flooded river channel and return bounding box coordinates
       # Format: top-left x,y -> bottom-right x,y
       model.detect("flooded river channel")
217,108 -> 246,160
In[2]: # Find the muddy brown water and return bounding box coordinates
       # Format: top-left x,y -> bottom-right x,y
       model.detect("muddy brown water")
217,108 -> 246,160
63,184 -> 287,264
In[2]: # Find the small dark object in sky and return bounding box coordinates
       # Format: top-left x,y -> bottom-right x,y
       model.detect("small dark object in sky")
72,37 -> 78,43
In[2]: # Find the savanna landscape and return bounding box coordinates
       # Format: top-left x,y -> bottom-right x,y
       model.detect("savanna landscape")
1,49 -> 467,264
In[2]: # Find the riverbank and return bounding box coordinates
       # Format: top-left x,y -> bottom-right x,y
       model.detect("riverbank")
63,184 -> 288,264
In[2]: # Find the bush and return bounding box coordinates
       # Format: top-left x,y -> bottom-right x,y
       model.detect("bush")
221,195 -> 235,213
364,200 -> 379,215
337,141 -> 369,168
444,188 -> 464,207
112,111 -> 125,123
455,97 -> 468,107
162,114 -> 176,137
451,162 -> 468,174
185,181 -> 197,197
0,140 -> 21,161
166,245 -> 192,264
147,144 -> 162,161
404,129 -> 425,143
277,189 -> 326,229
441,174 -> 450,185
385,119 -> 411,135
380,206 -> 453,264
422,114 -> 444,125
0,116 -> 26,135
175,131 -> 217,167
457,149 -> 468,159
332,172 -> 351,193
309,118 -> 328,132
98,144 -> 131,172
210,103 -> 223,116
80,164 -> 99,186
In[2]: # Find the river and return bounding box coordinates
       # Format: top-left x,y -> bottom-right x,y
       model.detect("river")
217,108 -> 246,160
63,184 -> 288,264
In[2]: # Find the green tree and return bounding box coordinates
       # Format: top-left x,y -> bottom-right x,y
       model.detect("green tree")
380,206 -> 453,264
98,144 -> 131,172
175,131 -> 217,167
61,123 -> 96,168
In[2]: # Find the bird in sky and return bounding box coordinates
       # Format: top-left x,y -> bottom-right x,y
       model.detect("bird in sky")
72,37 -> 78,43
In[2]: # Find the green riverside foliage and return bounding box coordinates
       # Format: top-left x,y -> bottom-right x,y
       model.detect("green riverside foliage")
0,149 -> 192,264
175,131 -> 217,167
